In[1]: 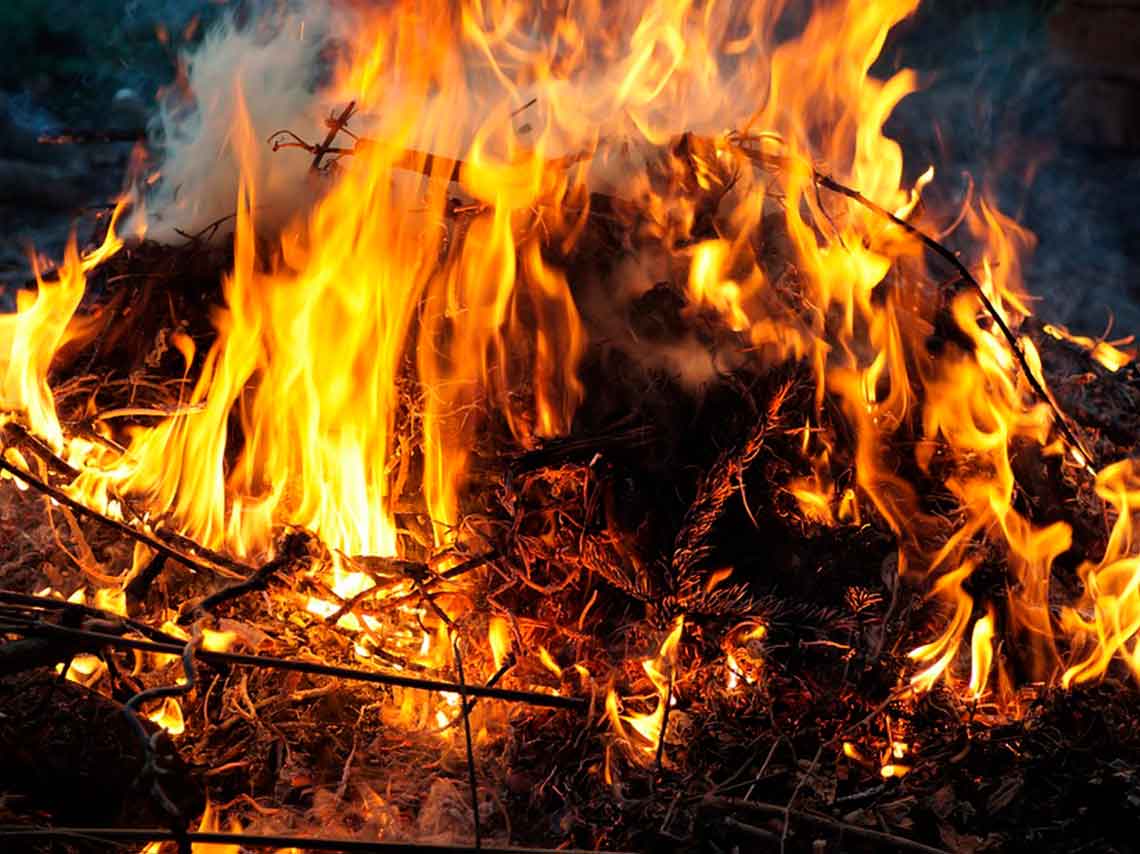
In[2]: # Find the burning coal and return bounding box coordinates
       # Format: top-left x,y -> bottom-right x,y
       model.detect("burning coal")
2,0 -> 1139,849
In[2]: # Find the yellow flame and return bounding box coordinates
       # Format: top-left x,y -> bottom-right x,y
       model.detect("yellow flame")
968,609 -> 996,699
608,615 -> 684,761
1062,460 -> 1140,687
538,646 -> 564,680
147,696 -> 185,736
1043,323 -> 1134,373
489,616 -> 512,670
193,801 -> 241,854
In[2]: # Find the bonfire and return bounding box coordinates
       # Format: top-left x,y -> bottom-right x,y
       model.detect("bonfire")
1,1 -> 1139,852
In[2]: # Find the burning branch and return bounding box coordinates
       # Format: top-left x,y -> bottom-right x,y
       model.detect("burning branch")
0,453 -> 247,580
811,171 -> 1097,473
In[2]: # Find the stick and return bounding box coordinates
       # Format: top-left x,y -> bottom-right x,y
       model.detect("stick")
177,531 -> 312,624
0,456 -> 248,579
311,101 -> 358,171
0,637 -> 81,676
0,589 -> 181,646
124,552 -> 167,608
452,633 -> 482,849
38,129 -> 147,145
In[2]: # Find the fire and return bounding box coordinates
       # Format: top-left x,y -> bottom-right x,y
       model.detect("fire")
489,616 -> 512,671
907,563 -> 976,695
57,653 -> 105,686
146,696 -> 186,736
968,609 -> 996,700
193,801 -> 241,854
1043,322 -> 1134,373
538,646 -> 564,680
0,200 -> 129,452
1061,460 -> 1140,688
724,622 -> 765,691
607,616 -> 684,761
4,0 -> 1140,821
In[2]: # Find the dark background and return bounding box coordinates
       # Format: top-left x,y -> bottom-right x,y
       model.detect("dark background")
1,0 -> 1136,336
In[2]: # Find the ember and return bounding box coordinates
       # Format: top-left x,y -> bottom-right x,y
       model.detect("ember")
2,0 -> 1140,851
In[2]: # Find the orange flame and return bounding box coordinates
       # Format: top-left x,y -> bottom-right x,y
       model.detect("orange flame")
146,696 -> 186,736
1043,323 -> 1134,373
607,615 -> 684,762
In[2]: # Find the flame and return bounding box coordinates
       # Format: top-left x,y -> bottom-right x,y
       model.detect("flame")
608,615 -> 684,761
201,628 -> 238,653
1062,460 -> 1140,687
879,724 -> 911,778
968,609 -> 996,699
57,652 -> 105,686
147,696 -> 186,736
0,200 -> 127,450
93,588 -> 127,617
725,652 -> 740,691
907,563 -> 975,694
193,801 -> 241,854
489,616 -> 512,670
538,646 -> 564,680
1043,323 -> 1134,373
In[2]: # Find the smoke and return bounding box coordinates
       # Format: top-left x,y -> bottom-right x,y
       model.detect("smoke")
131,0 -> 774,244
132,2 -> 351,242
879,2 -> 1140,336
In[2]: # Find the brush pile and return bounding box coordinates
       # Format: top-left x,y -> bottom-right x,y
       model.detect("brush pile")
4,1 -> 1140,852
1,133 -> 1140,854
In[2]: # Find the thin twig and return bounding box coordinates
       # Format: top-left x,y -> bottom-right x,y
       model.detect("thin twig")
780,743 -> 824,853
268,101 -> 358,173
452,632 -> 482,849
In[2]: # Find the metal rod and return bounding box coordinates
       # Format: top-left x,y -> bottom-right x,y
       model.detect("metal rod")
0,827 -> 632,854
6,620 -> 586,711
452,633 -> 482,849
